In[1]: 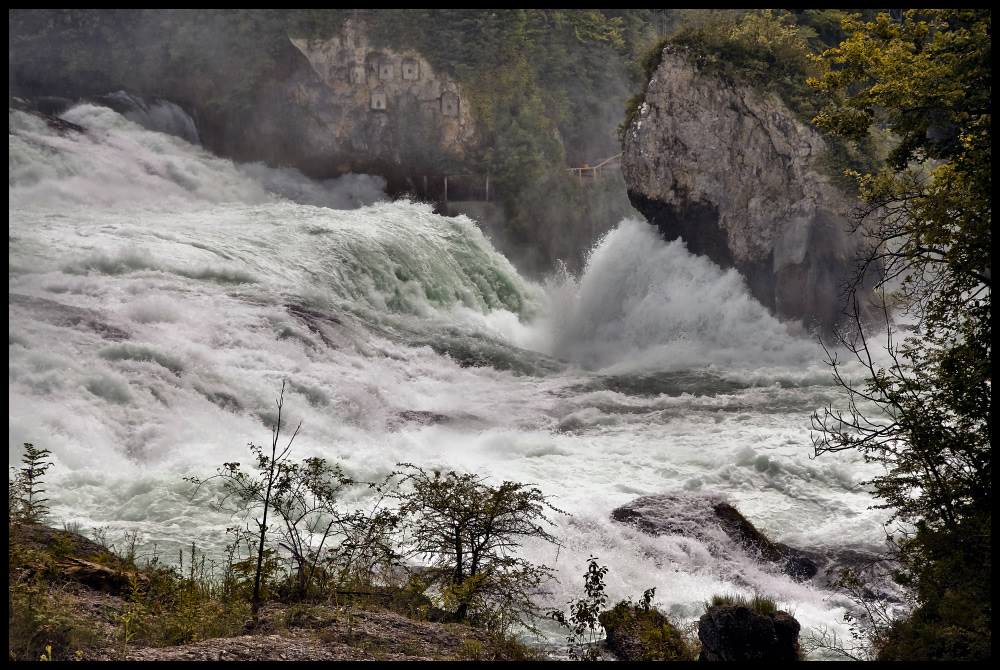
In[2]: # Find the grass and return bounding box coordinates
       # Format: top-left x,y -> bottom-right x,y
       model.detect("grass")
706,592 -> 780,615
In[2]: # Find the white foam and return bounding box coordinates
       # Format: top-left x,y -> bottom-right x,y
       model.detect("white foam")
9,102 -> 890,654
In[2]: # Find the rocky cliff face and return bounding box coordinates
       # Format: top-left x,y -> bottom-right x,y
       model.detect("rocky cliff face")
285,19 -> 477,178
184,19 -> 476,192
622,47 -> 870,335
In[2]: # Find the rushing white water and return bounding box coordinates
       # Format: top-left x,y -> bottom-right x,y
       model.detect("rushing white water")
9,103 -> 889,653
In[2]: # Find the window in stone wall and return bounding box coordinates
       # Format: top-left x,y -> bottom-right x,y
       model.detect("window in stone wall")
402,59 -> 419,80
350,64 -> 366,85
441,91 -> 459,117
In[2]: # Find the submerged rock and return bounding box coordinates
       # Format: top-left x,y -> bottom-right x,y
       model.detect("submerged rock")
698,604 -> 801,662
712,502 -> 818,581
10,97 -> 86,135
611,493 -> 818,581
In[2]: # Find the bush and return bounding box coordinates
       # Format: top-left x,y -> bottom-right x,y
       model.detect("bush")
186,382 -> 371,623
547,556 -> 609,660
809,10 -> 991,660
600,589 -> 696,661
8,574 -> 100,661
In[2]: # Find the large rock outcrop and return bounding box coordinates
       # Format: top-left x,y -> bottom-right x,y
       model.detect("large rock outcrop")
622,47 -> 872,335
201,18 -> 477,189
698,604 -> 801,661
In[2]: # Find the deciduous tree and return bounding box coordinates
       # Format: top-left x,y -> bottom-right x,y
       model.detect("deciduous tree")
808,10 -> 990,660
187,382 -> 359,622
393,464 -> 564,631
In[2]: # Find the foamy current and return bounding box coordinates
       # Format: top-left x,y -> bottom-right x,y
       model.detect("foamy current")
9,103 -> 889,654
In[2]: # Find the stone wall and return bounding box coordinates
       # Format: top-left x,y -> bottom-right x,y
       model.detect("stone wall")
287,18 -> 477,175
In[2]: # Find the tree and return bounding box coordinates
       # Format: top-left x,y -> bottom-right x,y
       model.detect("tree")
393,464 -> 565,631
9,443 -> 54,525
187,382 -> 359,622
808,10 -> 990,660
547,556 -> 609,661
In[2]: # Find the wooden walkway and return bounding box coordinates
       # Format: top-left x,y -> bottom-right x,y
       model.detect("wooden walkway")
413,153 -> 623,204
567,153 -> 622,181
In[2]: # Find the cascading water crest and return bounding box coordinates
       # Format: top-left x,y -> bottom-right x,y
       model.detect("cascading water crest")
101,91 -> 201,145
236,163 -> 388,210
8,101 -> 388,212
9,104 -> 270,208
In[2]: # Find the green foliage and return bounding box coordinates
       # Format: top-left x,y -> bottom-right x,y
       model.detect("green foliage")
809,10 -> 991,661
9,443 -> 54,525
285,9 -> 346,42
547,556 -> 608,660
8,573 -> 97,661
790,9 -> 882,53
480,628 -> 548,662
551,559 -> 695,661
812,132 -> 892,196
669,10 -> 818,120
600,588 -> 695,661
187,381 -> 365,622
876,517 -> 991,660
113,575 -> 146,659
120,538 -> 250,649
393,463 -> 564,632
366,9 -> 651,270
813,563 -> 896,660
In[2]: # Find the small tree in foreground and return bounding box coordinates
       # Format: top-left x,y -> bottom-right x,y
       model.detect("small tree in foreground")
550,558 -> 696,661
187,382 -> 359,624
548,556 -> 609,660
393,464 -> 565,632
9,442 -> 54,525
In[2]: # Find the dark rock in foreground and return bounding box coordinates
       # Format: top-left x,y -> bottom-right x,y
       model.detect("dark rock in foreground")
699,604 -> 801,661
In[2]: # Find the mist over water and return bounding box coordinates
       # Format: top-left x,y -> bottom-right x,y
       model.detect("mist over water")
9,102 -> 887,652
9,104 -> 386,211
538,220 -> 822,374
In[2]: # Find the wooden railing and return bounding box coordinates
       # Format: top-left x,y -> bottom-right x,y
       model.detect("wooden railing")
567,153 -> 622,181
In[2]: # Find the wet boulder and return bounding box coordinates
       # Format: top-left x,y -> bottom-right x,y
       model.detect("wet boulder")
698,604 -> 801,662
611,493 -> 818,582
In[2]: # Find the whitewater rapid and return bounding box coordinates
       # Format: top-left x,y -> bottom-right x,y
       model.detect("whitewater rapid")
9,102 -> 889,653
